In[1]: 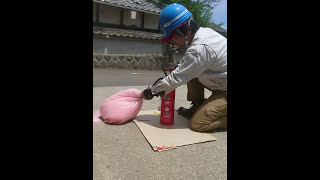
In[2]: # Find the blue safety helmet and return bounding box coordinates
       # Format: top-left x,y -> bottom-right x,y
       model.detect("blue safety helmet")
159,3 -> 192,42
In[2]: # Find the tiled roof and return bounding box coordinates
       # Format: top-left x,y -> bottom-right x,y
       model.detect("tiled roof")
94,0 -> 164,14
93,26 -> 162,40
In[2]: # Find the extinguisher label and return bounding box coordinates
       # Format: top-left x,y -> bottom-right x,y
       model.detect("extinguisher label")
164,96 -> 171,100
165,112 -> 169,116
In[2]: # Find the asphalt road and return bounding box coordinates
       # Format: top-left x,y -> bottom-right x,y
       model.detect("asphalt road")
93,68 -> 227,180
93,68 -> 166,87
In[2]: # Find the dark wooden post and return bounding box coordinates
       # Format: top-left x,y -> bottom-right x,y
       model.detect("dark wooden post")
162,43 -> 172,67
120,9 -> 124,26
141,12 -> 145,29
96,3 -> 100,23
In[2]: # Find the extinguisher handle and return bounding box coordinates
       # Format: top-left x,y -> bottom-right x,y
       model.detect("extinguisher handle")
154,91 -> 165,98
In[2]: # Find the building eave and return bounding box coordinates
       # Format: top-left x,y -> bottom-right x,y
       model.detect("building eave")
93,0 -> 161,15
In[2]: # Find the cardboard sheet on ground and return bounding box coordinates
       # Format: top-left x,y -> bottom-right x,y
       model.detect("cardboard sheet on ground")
134,110 -> 217,151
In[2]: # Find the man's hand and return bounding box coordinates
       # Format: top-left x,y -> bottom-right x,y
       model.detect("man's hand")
142,89 -> 166,100
142,88 -> 154,100
163,64 -> 179,72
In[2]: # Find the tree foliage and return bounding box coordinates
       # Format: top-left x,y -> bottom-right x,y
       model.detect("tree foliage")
157,0 -> 223,27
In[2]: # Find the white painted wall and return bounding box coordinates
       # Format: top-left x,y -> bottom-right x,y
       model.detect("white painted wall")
93,37 -> 162,55
123,9 -> 142,28
99,5 -> 121,24
95,4 -> 159,31
144,14 -> 159,30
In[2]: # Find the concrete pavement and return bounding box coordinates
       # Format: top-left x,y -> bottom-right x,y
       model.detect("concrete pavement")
93,68 -> 227,180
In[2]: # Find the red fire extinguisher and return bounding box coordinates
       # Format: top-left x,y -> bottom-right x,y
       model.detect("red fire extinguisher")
159,65 -> 178,126
160,89 -> 175,125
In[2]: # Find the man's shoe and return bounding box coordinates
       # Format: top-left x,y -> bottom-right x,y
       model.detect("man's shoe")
178,100 -> 204,119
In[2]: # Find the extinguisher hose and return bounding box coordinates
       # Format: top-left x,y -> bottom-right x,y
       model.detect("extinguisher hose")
147,65 -> 168,99
151,77 -> 165,98
152,77 -> 164,87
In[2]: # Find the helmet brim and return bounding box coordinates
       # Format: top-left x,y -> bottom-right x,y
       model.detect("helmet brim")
160,31 -> 176,43
160,21 -> 188,43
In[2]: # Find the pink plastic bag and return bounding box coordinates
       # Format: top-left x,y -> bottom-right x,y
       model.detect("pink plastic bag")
100,88 -> 143,124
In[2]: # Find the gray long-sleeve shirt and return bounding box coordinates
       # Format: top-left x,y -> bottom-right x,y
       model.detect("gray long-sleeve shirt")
151,27 -> 227,94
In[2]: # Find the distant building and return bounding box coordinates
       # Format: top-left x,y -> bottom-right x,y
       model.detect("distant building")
93,0 -> 169,69
93,0 -> 165,55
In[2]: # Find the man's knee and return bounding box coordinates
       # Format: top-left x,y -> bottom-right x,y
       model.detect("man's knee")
190,108 -> 227,132
191,117 -> 227,132
190,121 -> 206,132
